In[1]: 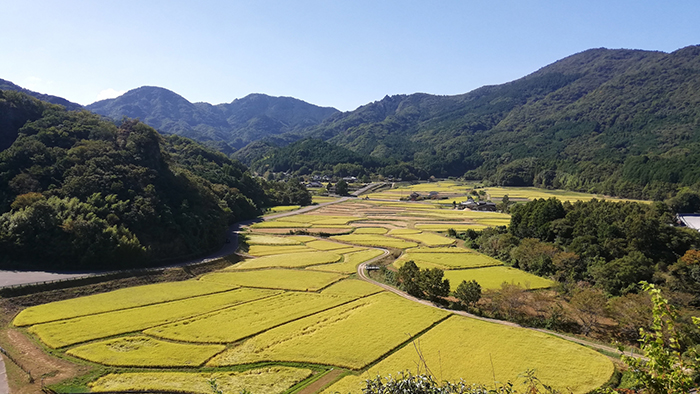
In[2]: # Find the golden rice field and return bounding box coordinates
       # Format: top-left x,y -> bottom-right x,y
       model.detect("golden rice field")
325,316 -> 613,394
144,292 -> 353,343
393,251 -> 503,270
67,336 -> 225,367
231,251 -> 341,269
12,280 -> 239,326
28,288 -> 279,348
14,194 -> 618,393
208,293 -> 450,369
331,234 -> 418,249
90,366 -> 313,394
264,205 -> 301,214
199,269 -> 347,291
246,234 -> 302,245
389,231 -> 455,246
443,266 -> 557,291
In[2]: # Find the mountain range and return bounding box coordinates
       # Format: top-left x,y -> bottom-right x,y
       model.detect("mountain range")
4,44 -> 700,199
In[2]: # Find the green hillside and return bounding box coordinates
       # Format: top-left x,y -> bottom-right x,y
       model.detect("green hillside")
0,91 -> 308,271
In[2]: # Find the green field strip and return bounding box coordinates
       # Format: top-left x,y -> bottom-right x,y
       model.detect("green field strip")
27,288 -> 280,348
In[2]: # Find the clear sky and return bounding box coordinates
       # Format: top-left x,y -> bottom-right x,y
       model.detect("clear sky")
1,1 -> 698,111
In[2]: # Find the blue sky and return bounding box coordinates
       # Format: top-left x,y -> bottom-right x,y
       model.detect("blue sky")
1,1 -> 698,111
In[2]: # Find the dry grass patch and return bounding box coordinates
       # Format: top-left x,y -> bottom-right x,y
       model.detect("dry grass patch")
28,288 -> 279,348
89,366 -> 313,394
67,336 -> 224,367
325,315 -> 613,394
13,280 -> 238,327
144,292 -> 353,343
208,293 -> 449,369
199,269 -> 346,291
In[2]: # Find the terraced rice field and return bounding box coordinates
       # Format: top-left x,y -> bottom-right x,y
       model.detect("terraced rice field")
13,280 -> 239,326
90,366 -> 313,394
325,316 -> 613,394
144,292 -> 353,343
67,336 -> 225,367
231,251 -> 342,269
14,191 -> 616,393
200,269 -> 346,291
443,266 -> 556,290
393,250 -> 502,270
208,293 -> 450,369
28,288 -> 279,348
331,234 -> 418,249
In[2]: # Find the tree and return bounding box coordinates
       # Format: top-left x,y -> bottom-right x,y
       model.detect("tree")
397,260 -> 422,298
453,280 -> 481,308
419,268 -> 450,302
569,287 -> 607,336
335,179 -> 349,196
620,282 -> 700,394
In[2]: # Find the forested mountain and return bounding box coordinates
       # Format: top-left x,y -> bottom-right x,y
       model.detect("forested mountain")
87,87 -> 339,153
0,78 -> 83,111
252,46 -> 700,199
0,90 -> 309,271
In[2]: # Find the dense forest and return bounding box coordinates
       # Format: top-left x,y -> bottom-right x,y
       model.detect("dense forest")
0,90 -> 310,271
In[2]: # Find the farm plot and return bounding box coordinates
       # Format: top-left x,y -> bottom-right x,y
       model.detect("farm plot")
246,234 -> 302,245
331,234 -> 418,249
306,240 -> 353,251
13,280 -> 238,327
199,269 -> 347,291
208,292 -> 450,369
389,231 -> 455,246
415,223 -> 488,232
231,251 -> 342,269
307,249 -> 384,274
264,205 -> 301,214
246,244 -> 314,256
325,315 -> 613,394
483,186 -> 645,203
352,227 -> 388,234
393,251 -> 502,270
280,214 -> 362,226
27,288 -> 279,348
249,221 -> 308,228
144,292 -> 353,343
67,336 -> 225,367
320,279 -> 384,297
89,366 -> 313,394
443,266 -> 556,291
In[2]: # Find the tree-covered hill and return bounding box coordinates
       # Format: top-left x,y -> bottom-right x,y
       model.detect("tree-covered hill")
0,91 -> 308,271
87,87 -> 339,152
255,46 -> 699,199
0,78 -> 83,111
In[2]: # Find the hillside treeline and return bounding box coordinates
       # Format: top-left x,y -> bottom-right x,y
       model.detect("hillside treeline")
0,91 -> 310,271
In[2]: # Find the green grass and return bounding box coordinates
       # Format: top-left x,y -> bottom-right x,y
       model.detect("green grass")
208,293 -> 450,369
324,315 -> 613,394
199,269 -> 347,291
28,288 -> 279,348
89,366 -> 313,394
231,251 -> 342,269
144,292 -> 353,343
67,336 -> 225,367
13,280 -> 238,327
443,266 -> 556,291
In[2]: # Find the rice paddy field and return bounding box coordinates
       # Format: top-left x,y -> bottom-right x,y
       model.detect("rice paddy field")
12,188 -> 618,393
